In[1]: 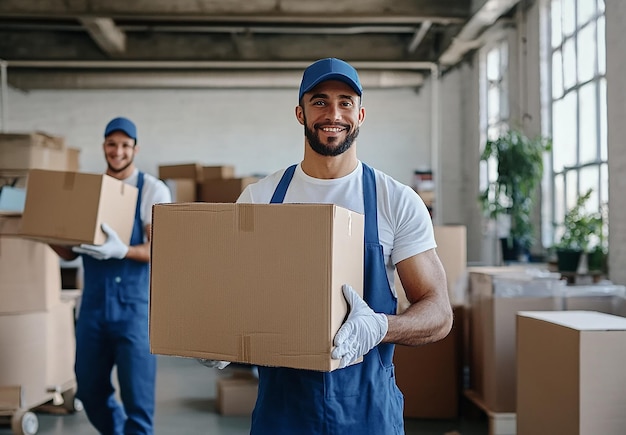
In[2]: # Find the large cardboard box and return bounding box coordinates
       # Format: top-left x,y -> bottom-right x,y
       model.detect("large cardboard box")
0,133 -> 67,171
467,268 -> 564,412
394,305 -> 463,419
150,203 -> 364,371
517,311 -> 626,435
0,300 -> 76,409
0,237 -> 62,314
20,169 -> 138,245
198,177 -> 259,203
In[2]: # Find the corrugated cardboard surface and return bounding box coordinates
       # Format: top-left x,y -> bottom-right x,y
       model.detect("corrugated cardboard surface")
517,311 -> 626,435
0,237 -> 61,314
20,170 -> 138,245
150,203 -> 364,372
394,305 -> 463,419
198,177 -> 259,203
0,300 -> 76,409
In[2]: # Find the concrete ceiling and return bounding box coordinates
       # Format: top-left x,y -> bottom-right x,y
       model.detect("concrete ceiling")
0,0 -> 521,90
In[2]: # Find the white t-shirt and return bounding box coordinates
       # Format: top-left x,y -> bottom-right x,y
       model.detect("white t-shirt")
237,161 -> 436,295
122,169 -> 172,238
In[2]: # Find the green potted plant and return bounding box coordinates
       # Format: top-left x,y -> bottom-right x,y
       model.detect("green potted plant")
478,129 -> 552,262
555,189 -> 604,273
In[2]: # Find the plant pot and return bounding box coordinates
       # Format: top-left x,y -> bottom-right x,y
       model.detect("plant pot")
556,249 -> 582,273
587,250 -> 607,274
500,237 -> 528,263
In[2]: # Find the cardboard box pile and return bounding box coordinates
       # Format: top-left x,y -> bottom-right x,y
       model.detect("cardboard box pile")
0,132 -> 68,171
0,299 -> 76,409
517,311 -> 626,435
0,216 -> 76,408
158,162 -> 257,203
150,202 -> 364,372
467,267 -> 565,412
20,169 -> 138,245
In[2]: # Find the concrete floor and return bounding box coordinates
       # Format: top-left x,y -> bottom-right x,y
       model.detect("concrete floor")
0,356 -> 489,435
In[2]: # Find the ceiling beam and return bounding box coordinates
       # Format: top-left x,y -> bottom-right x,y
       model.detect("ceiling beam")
438,0 -> 519,66
407,21 -> 432,53
78,17 -> 126,57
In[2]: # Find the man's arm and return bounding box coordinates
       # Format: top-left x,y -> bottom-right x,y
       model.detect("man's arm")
383,248 -> 453,346
125,224 -> 152,263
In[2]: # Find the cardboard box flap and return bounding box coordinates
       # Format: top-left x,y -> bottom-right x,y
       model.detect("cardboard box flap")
518,310 -> 626,331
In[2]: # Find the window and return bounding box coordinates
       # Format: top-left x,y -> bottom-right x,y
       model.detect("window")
548,0 -> 607,245
479,40 -> 509,203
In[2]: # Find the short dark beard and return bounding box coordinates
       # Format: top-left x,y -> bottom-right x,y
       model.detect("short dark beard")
304,115 -> 359,157
107,157 -> 134,174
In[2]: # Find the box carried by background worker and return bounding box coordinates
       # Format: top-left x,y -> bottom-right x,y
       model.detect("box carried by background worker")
19,169 -> 138,246
149,202 -> 364,372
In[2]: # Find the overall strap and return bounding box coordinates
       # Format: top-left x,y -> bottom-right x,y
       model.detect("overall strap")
361,163 -> 379,245
270,165 -> 297,204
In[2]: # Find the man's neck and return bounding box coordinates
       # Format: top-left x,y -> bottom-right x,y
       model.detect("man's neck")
106,165 -> 136,181
301,146 -> 358,180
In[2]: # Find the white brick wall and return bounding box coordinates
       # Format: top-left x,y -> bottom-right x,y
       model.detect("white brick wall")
4,86 -> 431,187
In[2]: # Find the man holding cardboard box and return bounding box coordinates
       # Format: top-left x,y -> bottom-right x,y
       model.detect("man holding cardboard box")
51,117 -> 171,435
205,58 -> 453,434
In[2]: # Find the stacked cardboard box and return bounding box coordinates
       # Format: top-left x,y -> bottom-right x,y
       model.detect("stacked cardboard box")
517,311 -> 626,435
466,267 -> 565,413
0,132 -> 69,172
158,162 -> 258,203
0,219 -> 76,409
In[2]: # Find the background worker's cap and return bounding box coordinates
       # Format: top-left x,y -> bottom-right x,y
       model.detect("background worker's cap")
104,117 -> 137,141
298,58 -> 363,102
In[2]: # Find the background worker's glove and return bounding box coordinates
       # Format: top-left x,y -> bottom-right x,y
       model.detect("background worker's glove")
197,359 -> 230,370
73,223 -> 129,260
331,284 -> 389,369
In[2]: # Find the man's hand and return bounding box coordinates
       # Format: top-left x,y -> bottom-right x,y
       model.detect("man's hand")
72,223 -> 129,260
197,359 -> 230,370
331,284 -> 389,369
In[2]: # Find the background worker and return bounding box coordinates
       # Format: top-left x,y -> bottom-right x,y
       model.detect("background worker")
231,58 -> 454,434
51,117 -> 171,435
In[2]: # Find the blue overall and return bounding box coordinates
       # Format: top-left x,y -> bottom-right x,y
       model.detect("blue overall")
75,172 -> 156,435
251,163 -> 404,434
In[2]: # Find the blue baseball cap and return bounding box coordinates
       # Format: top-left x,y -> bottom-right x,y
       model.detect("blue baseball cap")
104,117 -> 137,141
298,58 -> 363,102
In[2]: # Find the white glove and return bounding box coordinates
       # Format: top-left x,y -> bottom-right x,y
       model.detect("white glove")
331,284 -> 389,369
72,223 -> 129,260
197,359 -> 230,370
